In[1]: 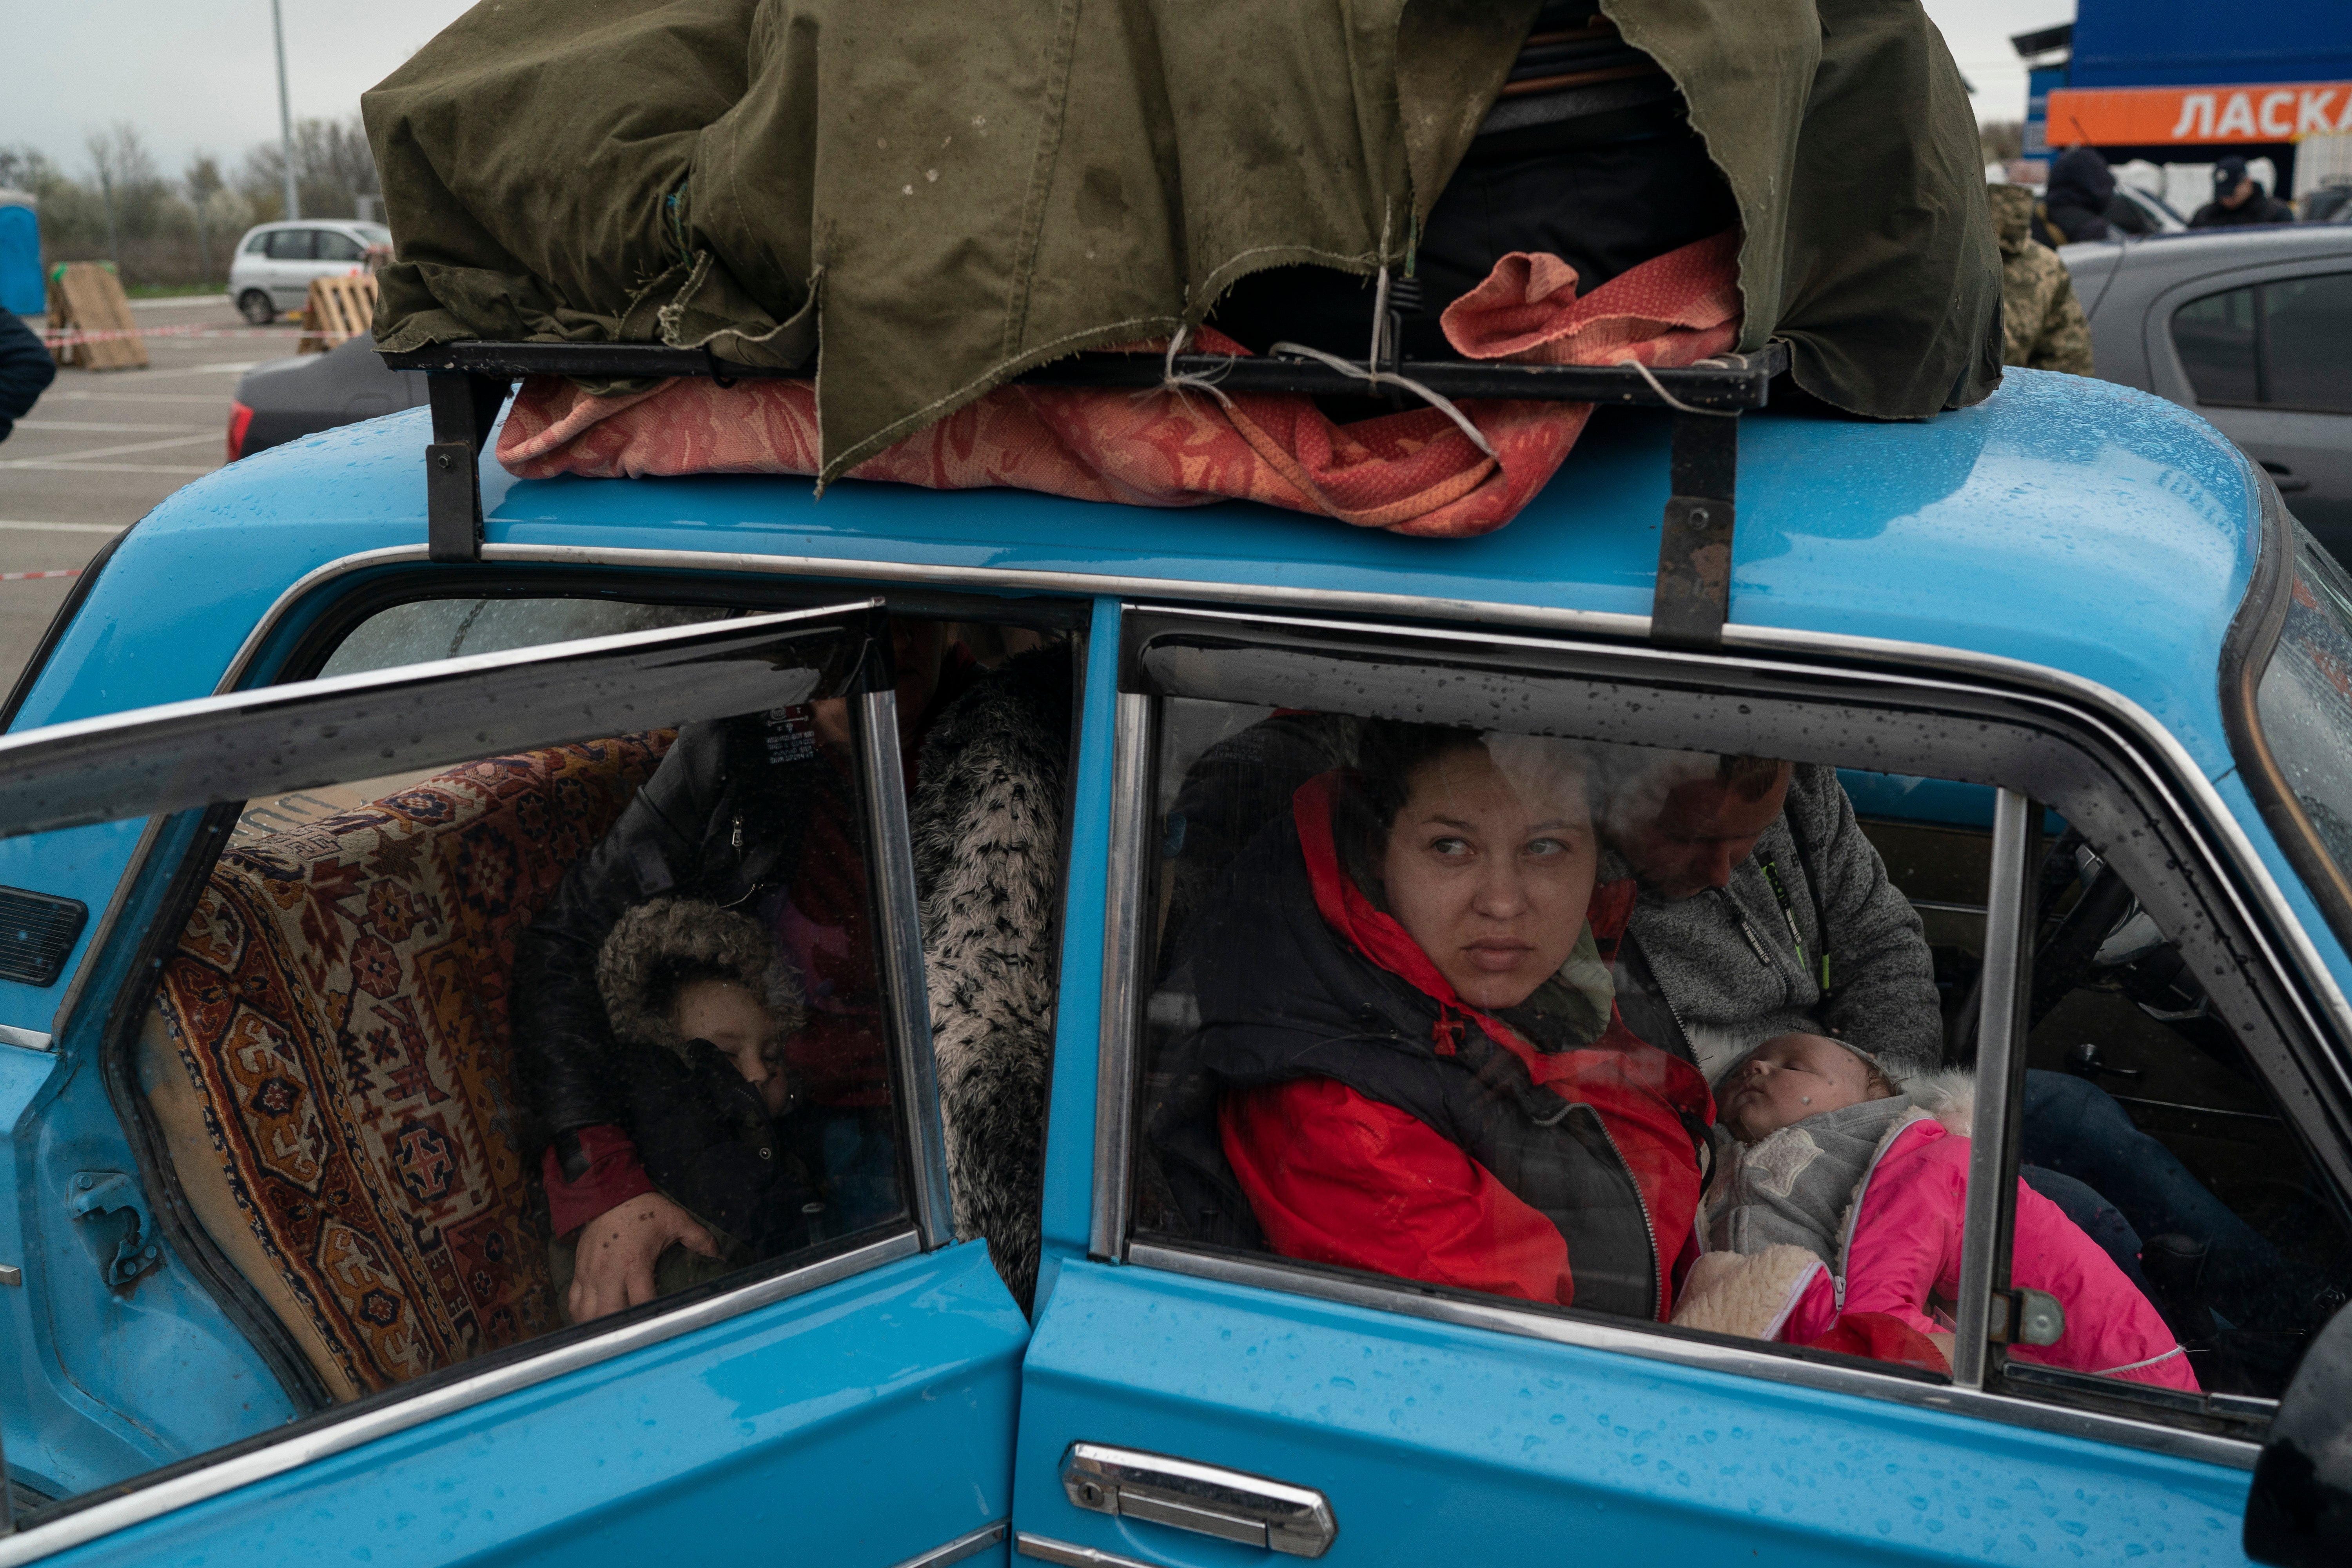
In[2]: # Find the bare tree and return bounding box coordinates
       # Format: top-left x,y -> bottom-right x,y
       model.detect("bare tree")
1979,120 -> 2024,164
185,154 -> 225,287
240,116 -> 380,223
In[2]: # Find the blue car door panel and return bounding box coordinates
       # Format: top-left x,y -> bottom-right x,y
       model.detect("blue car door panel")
1001,601 -> 2352,1566
0,602 -> 1032,1562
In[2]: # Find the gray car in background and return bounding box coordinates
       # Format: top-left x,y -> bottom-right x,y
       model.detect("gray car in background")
2063,226 -> 2352,559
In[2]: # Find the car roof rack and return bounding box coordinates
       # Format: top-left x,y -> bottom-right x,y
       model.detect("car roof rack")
379,339 -> 1789,649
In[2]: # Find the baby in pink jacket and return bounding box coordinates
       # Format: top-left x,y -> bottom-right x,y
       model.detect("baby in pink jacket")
1673,1032 -> 2197,1390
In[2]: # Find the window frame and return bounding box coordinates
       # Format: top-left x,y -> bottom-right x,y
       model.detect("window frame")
2225,465 -> 2352,956
0,600 -> 966,1549
1092,599 -> 2352,1470
2164,264 -> 2352,417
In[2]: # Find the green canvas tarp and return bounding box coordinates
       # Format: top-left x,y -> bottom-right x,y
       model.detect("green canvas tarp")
365,0 -> 2000,486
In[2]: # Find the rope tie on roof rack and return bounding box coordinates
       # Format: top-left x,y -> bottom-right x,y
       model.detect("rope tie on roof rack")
1271,336 -> 1498,458
1622,354 -> 1736,417
1153,324 -> 1238,408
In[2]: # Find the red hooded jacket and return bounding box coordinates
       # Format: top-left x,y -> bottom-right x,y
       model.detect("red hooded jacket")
1217,775 -> 1712,1317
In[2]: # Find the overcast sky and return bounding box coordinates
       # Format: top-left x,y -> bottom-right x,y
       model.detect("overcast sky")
1,0 -> 2065,184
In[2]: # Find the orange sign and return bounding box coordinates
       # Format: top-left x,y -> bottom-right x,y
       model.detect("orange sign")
2046,83 -> 2352,146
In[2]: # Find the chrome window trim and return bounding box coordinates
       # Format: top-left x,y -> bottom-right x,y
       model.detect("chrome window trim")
207,544 -> 1653,699
0,1232 -> 922,1567
1089,693 -> 1156,1261
1951,788 -> 2036,1391
1016,1533 -> 1161,1568
1127,1241 -> 2258,1472
890,1519 -> 1009,1568
859,687 -> 957,1249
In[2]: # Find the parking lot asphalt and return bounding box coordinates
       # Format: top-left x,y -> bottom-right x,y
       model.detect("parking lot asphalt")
0,295 -> 302,707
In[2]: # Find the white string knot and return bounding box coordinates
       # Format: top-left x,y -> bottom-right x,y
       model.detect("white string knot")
1151,324 -> 1236,410
1622,354 -> 1738,417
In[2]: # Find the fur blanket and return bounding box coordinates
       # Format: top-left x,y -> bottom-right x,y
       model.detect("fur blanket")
908,642 -> 1073,1311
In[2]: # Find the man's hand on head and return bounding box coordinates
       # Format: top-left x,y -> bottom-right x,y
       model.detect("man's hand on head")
568,1192 -> 719,1323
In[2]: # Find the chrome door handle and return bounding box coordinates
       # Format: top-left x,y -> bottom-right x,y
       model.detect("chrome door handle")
1060,1443 -> 1337,1558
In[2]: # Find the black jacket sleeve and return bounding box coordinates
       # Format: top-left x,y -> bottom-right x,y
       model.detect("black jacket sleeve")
0,309 -> 56,441
510,720 -> 735,1142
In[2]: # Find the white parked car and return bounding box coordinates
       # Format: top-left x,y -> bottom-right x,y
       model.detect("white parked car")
226,219 -> 392,323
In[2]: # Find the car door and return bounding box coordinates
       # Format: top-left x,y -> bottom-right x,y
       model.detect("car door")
0,601 -> 1025,1566
1005,601 -> 2349,1566
2147,264 -> 2352,559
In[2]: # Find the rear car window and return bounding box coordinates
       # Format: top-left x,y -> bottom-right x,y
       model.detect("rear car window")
2172,273 -> 2352,412
261,229 -> 314,261
2171,287 -> 2259,404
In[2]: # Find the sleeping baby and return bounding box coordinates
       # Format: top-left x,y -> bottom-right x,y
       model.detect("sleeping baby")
1672,1031 -> 2197,1389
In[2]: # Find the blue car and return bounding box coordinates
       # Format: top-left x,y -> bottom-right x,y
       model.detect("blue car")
0,355 -> 2347,1568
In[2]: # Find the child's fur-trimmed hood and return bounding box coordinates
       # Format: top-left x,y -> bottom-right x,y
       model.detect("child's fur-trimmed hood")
596,897 -> 804,1061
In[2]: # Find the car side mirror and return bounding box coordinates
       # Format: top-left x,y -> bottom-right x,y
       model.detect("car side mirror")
2245,1303 -> 2352,1565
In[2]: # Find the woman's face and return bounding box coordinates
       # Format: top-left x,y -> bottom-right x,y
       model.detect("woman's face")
1379,742 -> 1596,1010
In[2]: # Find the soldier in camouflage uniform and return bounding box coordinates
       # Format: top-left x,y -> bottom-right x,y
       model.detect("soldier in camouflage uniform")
1987,183 -> 2094,376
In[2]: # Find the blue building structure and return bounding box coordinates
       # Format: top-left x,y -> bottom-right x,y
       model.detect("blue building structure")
2020,0 -> 2352,189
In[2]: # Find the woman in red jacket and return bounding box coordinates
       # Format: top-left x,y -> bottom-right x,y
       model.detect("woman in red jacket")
1171,722 -> 1713,1322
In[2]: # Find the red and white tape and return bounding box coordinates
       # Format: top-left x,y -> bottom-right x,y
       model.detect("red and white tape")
0,568 -> 82,583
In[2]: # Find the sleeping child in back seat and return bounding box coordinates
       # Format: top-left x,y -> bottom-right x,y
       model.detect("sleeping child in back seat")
1670,1032 -> 2198,1390
549,898 -> 824,1319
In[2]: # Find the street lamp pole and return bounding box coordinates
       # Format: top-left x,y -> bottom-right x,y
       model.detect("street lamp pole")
270,0 -> 299,220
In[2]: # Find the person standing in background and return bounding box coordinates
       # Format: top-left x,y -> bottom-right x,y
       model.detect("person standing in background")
2040,146 -> 2117,245
1988,183 -> 2094,377
2191,155 -> 2294,229
0,307 -> 55,443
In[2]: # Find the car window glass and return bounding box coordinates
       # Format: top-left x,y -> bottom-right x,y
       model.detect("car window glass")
5,618 -> 918,1521
262,229 -> 314,261
2023,844 -> 2350,1400
4,606 -> 1077,1526
355,223 -> 393,247
2262,273 -> 2352,413
1136,692 -> 2011,1367
318,597 -> 733,679
2253,537 -> 2352,884
2171,286 -> 2259,404
1127,641 -> 2348,1426
241,232 -> 269,254
313,230 -> 365,264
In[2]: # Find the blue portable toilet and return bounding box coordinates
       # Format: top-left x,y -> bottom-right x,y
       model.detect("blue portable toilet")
0,191 -> 43,318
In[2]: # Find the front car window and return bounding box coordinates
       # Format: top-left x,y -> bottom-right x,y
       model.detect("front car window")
1122,615 -> 2350,1432
2253,537 -> 2352,901
2171,286 -> 2259,405
313,230 -> 367,264
2172,273 -> 2352,412
2262,273 -> 2352,414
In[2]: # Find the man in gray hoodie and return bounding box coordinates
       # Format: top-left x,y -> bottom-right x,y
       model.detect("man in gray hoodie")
1594,751 -> 1943,1089
1598,749 -> 2318,1343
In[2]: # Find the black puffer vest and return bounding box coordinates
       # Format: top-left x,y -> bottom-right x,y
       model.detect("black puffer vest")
1147,799 -> 1700,1321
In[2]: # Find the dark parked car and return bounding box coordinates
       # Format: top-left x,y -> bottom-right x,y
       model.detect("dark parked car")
225,332 -> 429,461
2063,225 -> 2352,556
